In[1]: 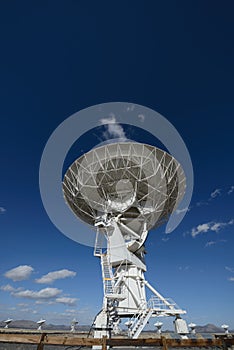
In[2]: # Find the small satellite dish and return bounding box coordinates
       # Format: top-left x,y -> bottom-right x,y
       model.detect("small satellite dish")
4,318 -> 13,328
188,323 -> 196,334
125,320 -> 133,328
221,324 -> 229,334
70,319 -> 78,332
154,321 -> 163,334
37,319 -> 46,331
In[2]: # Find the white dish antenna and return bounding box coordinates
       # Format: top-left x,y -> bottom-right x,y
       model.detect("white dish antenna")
63,142 -> 186,238
37,319 -> 46,331
4,318 -> 13,328
188,322 -> 196,334
70,319 -> 78,332
221,324 -> 229,334
154,321 -> 163,334
63,142 -> 187,339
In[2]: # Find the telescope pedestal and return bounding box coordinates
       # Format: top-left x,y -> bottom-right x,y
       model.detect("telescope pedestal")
93,221 -> 187,340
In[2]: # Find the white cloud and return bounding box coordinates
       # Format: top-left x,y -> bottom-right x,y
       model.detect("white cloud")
178,266 -> 190,271
225,266 -> 234,273
99,115 -> 127,140
191,223 -> 210,237
20,308 -> 31,312
205,241 -> 216,247
4,265 -> 34,281
190,219 -> 234,237
210,188 -> 221,198
0,207 -> 6,213
35,300 -> 54,305
228,277 -> 234,281
205,239 -> 226,247
0,284 -> 16,292
65,309 -> 77,314
195,186 -> 232,208
55,297 -> 77,306
210,223 -> 224,232
35,269 -> 76,284
13,287 -> 61,300
17,303 -> 29,307
196,201 -> 208,207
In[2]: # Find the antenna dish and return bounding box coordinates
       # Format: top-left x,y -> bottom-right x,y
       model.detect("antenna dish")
70,319 -> 78,332
63,142 -> 186,242
221,324 -> 229,334
63,141 -> 188,340
4,319 -> 13,328
188,323 -> 196,334
154,321 -> 163,334
37,319 -> 46,331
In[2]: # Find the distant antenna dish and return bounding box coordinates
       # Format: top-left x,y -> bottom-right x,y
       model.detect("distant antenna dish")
37,319 -> 46,331
188,323 -> 196,334
4,319 -> 13,329
63,142 -> 187,339
154,321 -> 163,334
70,319 -> 78,332
221,324 -> 229,334
124,320 -> 133,328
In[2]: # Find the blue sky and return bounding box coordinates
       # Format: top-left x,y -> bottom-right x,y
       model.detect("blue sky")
0,1 -> 234,330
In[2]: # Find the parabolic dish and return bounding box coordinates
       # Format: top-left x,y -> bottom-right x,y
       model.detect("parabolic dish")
63,142 -> 186,237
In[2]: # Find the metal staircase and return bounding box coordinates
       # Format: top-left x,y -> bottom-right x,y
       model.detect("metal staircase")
128,307 -> 153,338
101,253 -> 115,296
127,294 -> 186,339
94,230 -> 127,303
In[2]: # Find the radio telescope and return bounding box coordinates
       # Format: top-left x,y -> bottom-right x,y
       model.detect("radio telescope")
63,142 -> 188,339
4,318 -> 13,329
70,319 -> 78,332
37,319 -> 46,331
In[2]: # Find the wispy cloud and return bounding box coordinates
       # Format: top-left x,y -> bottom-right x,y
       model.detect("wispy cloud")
162,236 -> 170,242
4,265 -> 34,281
0,284 -> 18,292
64,308 -> 77,314
13,287 -> 62,300
195,201 -> 208,207
178,266 -> 190,271
205,241 -> 216,247
19,307 -> 38,314
205,239 -> 227,248
35,269 -> 76,284
195,186 -> 231,207
210,188 -> 221,199
228,277 -> 234,281
228,186 -> 234,195
225,266 -> 234,273
99,115 -> 127,141
55,297 -> 77,306
189,219 -> 234,237
0,207 -> 6,213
